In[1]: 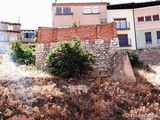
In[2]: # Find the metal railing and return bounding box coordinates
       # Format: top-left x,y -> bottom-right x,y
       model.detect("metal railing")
116,22 -> 130,30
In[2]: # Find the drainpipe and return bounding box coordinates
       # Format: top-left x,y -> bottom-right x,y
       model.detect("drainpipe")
132,8 -> 138,50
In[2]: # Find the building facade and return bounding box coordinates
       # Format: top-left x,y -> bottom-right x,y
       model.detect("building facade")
0,21 -> 21,42
51,1 -> 160,49
107,9 -> 136,50
107,1 -> 160,49
21,30 -> 36,44
134,5 -> 160,49
0,21 -> 21,53
0,21 -> 36,53
52,2 -> 108,28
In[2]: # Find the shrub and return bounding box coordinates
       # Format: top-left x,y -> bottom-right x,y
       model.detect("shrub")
128,51 -> 143,68
45,36 -> 94,78
11,40 -> 35,65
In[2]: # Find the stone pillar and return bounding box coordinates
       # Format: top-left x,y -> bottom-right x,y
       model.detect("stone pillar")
35,44 -> 50,69
111,51 -> 136,82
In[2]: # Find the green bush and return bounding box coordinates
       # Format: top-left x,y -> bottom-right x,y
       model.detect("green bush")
11,40 -> 35,65
128,51 -> 143,68
45,36 -> 94,78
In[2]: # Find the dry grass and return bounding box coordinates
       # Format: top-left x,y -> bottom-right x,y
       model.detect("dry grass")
0,53 -> 160,119
135,65 -> 160,86
0,76 -> 160,120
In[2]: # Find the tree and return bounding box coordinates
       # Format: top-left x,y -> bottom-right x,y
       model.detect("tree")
11,40 -> 35,65
45,36 -> 94,78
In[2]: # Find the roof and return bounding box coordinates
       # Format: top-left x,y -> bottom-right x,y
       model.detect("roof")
0,30 -> 20,33
0,21 -> 21,26
108,1 -> 160,10
52,2 -> 108,6
21,29 -> 35,32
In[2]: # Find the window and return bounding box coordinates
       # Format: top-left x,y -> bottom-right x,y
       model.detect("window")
56,7 -> 72,15
83,6 -> 99,14
10,35 -> 17,41
63,7 -> 71,14
8,26 -> 13,30
56,7 -> 62,15
145,32 -> 152,44
0,34 -> 5,42
114,19 -> 129,29
92,6 -> 99,13
23,32 -> 35,38
118,35 -> 129,47
145,16 -> 151,22
138,17 -> 144,22
157,31 -> 160,43
153,15 -> 159,21
84,6 -> 92,14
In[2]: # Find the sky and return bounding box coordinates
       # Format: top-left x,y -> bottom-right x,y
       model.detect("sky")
0,0 -> 154,30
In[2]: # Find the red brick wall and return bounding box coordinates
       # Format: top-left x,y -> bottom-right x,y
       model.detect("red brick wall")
37,22 -> 117,44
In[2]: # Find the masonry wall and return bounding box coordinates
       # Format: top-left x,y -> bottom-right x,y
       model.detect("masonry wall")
36,38 -> 119,77
37,22 -> 117,44
36,22 -> 121,77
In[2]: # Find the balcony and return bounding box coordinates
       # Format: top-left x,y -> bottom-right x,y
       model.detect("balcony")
100,19 -> 107,24
115,22 -> 130,30
119,38 -> 131,47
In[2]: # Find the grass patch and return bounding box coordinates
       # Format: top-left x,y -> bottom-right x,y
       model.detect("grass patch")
20,65 -> 39,71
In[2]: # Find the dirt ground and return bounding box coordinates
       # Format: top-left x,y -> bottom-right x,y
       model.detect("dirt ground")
0,75 -> 160,120
0,53 -> 160,120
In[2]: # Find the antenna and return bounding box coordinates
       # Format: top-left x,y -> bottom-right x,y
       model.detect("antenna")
18,17 -> 21,23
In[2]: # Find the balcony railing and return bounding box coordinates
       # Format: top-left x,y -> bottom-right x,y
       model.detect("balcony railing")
119,38 -> 132,47
100,19 -> 107,24
115,22 -> 130,30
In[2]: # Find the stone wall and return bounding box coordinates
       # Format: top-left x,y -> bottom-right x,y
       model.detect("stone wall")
36,38 -> 119,77
35,38 -> 136,81
136,48 -> 160,66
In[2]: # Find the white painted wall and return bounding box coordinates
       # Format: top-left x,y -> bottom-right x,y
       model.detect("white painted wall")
107,9 -> 136,50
